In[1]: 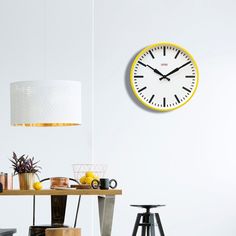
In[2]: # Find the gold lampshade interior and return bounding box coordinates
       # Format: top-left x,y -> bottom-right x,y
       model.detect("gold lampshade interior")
13,123 -> 81,127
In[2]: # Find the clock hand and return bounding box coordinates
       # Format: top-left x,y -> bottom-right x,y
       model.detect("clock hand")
159,61 -> 191,80
146,64 -> 170,81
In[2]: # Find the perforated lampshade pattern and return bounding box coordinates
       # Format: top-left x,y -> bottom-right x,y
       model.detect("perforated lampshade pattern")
10,80 -> 82,127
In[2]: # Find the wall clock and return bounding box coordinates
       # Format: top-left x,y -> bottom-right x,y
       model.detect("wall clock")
130,42 -> 199,111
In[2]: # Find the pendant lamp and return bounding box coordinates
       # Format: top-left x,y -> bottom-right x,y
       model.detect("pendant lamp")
10,80 -> 82,127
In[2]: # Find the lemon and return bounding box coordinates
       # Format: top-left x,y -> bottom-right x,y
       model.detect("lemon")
79,176 -> 87,184
33,182 -> 43,190
85,171 -> 95,178
85,176 -> 94,185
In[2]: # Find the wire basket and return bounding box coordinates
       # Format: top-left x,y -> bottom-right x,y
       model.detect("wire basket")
72,164 -> 107,182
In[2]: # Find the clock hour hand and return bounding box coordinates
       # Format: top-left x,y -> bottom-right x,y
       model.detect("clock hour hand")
146,64 -> 170,81
159,61 -> 191,80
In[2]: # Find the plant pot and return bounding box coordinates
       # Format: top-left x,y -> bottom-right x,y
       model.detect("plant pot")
18,173 -> 35,190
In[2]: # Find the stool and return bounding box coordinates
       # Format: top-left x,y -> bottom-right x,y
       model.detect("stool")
131,205 -> 165,236
0,229 -> 16,236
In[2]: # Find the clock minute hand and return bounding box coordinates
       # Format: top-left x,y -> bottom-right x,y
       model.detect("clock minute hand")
159,61 -> 191,81
146,64 -> 170,81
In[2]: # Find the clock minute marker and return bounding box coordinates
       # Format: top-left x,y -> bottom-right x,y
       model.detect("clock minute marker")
149,94 -> 155,103
185,75 -> 195,78
163,97 -> 166,107
182,87 -> 191,93
134,75 -> 144,78
138,61 -> 146,67
175,50 -> 180,59
163,46 -> 166,56
174,94 -> 180,103
138,87 -> 147,93
149,50 -> 155,59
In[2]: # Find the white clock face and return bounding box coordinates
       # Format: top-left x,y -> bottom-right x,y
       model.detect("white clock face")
130,42 -> 199,111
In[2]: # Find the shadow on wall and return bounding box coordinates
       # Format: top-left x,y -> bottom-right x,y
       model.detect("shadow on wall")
124,49 -> 162,114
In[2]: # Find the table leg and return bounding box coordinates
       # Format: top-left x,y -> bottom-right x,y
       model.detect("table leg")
33,195 -> 35,226
98,195 -> 115,236
73,195 -> 81,228
51,195 -> 67,225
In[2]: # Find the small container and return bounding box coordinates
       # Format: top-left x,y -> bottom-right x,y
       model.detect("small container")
0,173 -> 13,190
0,172 -> 6,189
50,177 -> 69,189
8,174 -> 13,190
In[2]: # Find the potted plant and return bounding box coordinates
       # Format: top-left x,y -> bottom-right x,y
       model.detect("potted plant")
10,152 -> 41,190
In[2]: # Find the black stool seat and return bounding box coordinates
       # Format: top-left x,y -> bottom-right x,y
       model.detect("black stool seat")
131,205 -> 165,210
131,204 -> 166,236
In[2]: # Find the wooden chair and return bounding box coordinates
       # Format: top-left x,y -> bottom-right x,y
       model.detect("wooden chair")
45,228 -> 81,236
29,178 -> 81,236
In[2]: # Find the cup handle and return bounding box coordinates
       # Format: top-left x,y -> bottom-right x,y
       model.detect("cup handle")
91,179 -> 100,189
109,179 -> 117,189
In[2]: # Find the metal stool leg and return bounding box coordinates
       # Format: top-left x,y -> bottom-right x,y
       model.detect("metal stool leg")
150,214 -> 156,236
146,214 -> 151,236
155,213 -> 165,236
141,214 -> 146,236
132,213 -> 142,236
141,226 -> 146,236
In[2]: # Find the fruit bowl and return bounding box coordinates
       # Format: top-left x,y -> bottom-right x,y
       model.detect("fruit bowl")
72,164 -> 107,184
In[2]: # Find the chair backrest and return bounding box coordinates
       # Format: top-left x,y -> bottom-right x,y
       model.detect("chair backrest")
45,228 -> 81,236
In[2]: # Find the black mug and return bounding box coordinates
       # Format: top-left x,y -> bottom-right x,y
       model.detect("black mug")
91,178 -> 117,190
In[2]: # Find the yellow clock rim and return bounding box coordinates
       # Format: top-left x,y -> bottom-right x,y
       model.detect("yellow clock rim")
130,42 -> 199,112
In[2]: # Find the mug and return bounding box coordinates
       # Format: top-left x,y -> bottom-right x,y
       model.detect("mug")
91,178 -> 117,190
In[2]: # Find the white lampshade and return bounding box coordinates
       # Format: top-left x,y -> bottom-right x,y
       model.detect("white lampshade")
10,80 -> 82,127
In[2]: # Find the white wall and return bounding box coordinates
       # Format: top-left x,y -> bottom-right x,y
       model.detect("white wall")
94,0 -> 236,235
1,0 -> 236,236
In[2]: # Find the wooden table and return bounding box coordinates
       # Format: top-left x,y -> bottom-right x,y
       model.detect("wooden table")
0,189 -> 122,236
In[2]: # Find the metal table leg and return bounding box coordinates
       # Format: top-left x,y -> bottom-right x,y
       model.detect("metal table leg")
33,195 -> 35,226
74,195 -> 81,228
98,195 -> 115,236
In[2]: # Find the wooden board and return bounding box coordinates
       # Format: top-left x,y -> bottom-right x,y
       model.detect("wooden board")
0,189 -> 122,196
46,228 -> 81,236
70,184 -> 91,189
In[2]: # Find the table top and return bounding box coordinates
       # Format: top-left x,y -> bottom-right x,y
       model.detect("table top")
0,189 -> 122,196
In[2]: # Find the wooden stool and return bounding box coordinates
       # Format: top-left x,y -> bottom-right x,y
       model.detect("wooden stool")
45,228 -> 81,236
